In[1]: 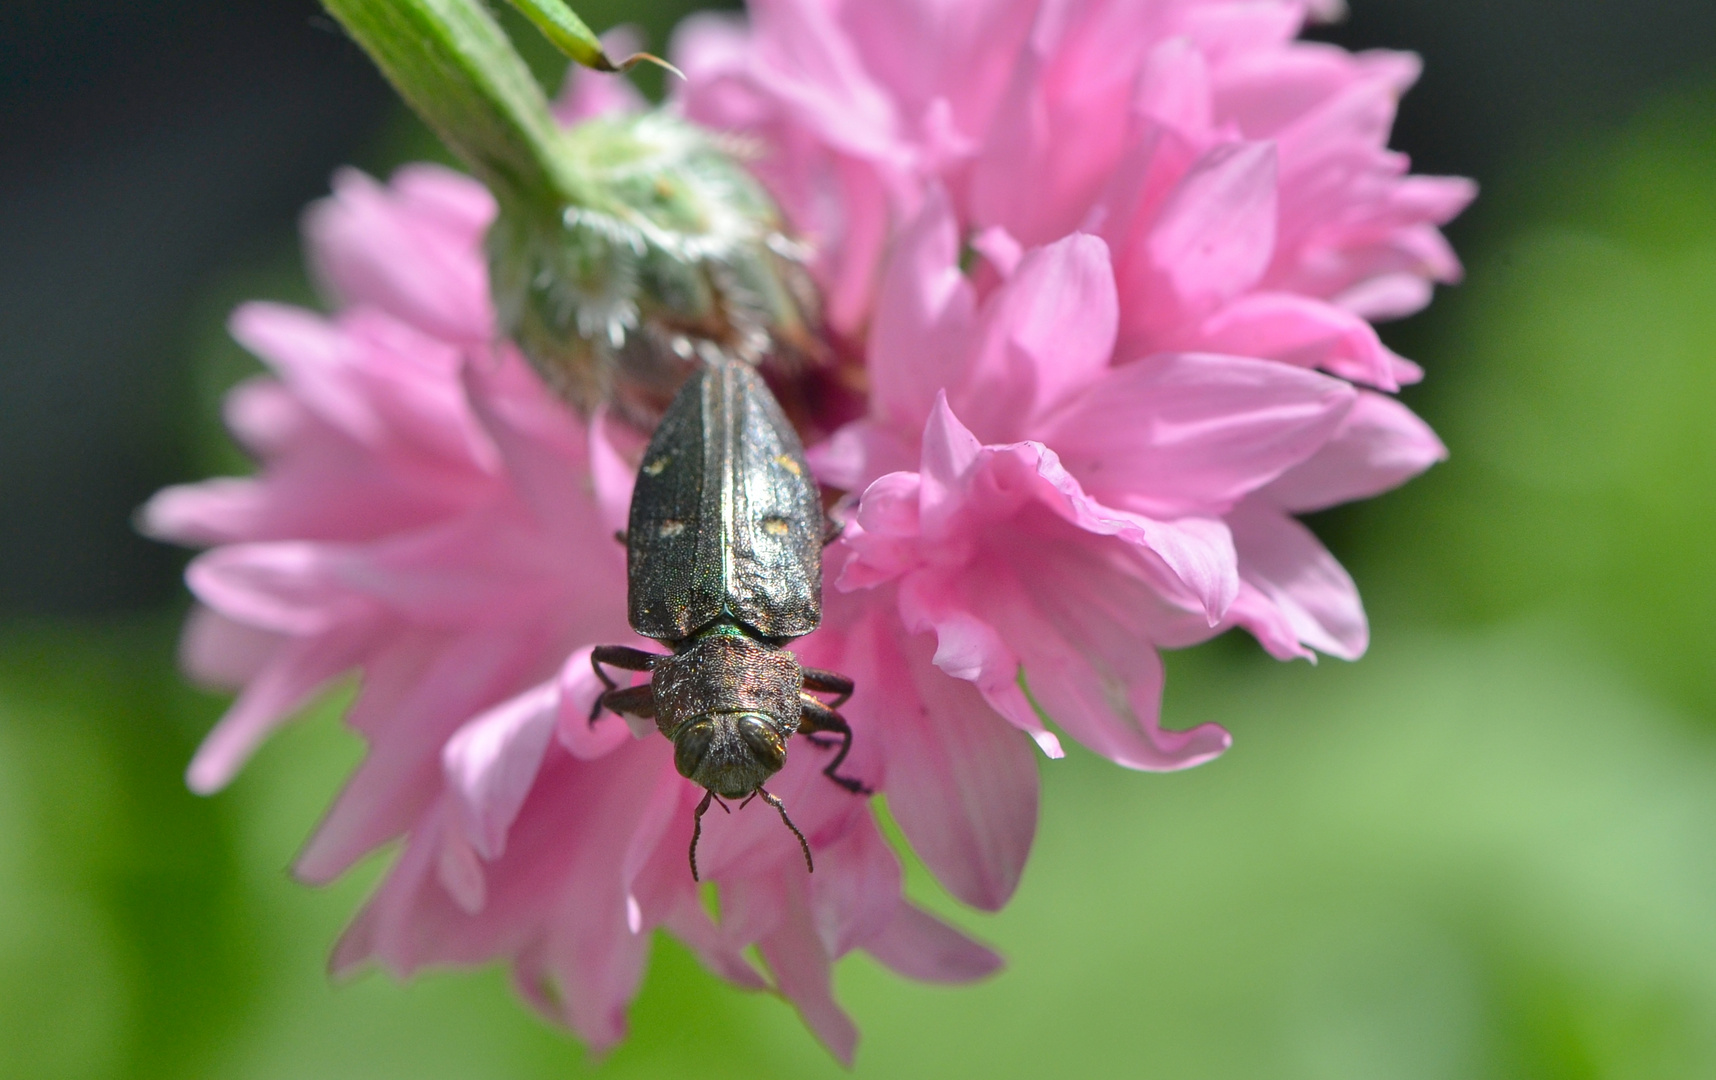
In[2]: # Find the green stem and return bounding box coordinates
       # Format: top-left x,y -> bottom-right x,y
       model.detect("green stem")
319,0 -> 579,208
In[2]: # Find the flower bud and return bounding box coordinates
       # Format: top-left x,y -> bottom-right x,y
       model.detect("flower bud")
489,111 -> 819,424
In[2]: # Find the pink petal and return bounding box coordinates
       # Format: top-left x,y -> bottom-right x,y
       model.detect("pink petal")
295,621 -> 561,884
1043,351 -> 1357,517
866,189 -> 977,435
1224,580 -> 1316,662
557,644 -> 655,752
807,811 -> 903,958
176,603 -> 282,690
1262,391 -> 1446,513
1193,292 -> 1401,388
974,545 -> 1233,772
1143,141 -> 1279,321
1335,272 -> 1435,321
863,902 -> 1003,984
304,168 -> 492,343
1229,501 -> 1367,660
747,0 -> 902,165
952,232 -> 1118,442
805,419 -> 916,494
187,624 -> 373,793
1134,35 -> 1213,137
442,679 -> 561,860
848,606 -> 1039,910
230,303 -> 383,444
188,543 -> 376,636
752,870 -> 859,1066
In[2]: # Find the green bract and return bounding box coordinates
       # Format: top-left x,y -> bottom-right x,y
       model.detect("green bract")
320,0 -> 815,422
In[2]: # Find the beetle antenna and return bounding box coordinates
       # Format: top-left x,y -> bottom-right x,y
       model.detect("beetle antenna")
758,788 -> 813,874
689,790 -> 716,882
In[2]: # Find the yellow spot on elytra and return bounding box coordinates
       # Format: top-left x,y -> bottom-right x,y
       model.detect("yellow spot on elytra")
774,455 -> 802,477
643,456 -> 670,476
762,516 -> 790,536
659,520 -> 686,537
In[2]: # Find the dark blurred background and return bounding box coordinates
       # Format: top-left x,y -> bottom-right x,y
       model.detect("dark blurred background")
3,2 -> 1715,1078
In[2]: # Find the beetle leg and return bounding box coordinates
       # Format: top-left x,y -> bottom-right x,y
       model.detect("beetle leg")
597,684 -> 656,720
590,645 -> 663,722
798,695 -> 871,795
821,516 -> 845,547
800,666 -> 854,708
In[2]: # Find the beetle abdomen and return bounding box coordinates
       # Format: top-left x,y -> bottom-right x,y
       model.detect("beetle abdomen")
627,359 -> 823,640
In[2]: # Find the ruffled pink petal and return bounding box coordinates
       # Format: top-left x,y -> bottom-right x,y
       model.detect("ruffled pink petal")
188,542 -> 377,636
1335,271 -> 1435,321
1229,500 -> 1367,660
1041,351 -> 1357,517
1134,36 -> 1214,138
556,645 -> 649,756
972,541 -> 1233,772
230,303 -> 384,444
1223,580 -> 1316,662
836,0 -> 1035,139
807,810 -> 903,958
747,0 -> 903,165
339,741 -> 677,1051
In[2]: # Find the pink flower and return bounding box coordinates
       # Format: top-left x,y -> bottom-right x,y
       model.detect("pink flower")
148,0 -> 1467,1061
144,159 -> 997,1063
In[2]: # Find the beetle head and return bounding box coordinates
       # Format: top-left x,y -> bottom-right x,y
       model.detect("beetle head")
673,711 -> 787,799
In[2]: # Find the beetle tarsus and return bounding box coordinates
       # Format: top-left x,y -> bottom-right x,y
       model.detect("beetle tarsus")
798,694 -> 872,795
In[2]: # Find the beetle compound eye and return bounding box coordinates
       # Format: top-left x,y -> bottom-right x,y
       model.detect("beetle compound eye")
673,721 -> 716,780
736,714 -> 786,772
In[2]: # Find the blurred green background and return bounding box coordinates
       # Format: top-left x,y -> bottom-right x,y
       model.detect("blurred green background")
3,1 -> 1715,1077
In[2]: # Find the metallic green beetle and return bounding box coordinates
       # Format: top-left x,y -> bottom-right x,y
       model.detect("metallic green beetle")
590,353 -> 867,880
